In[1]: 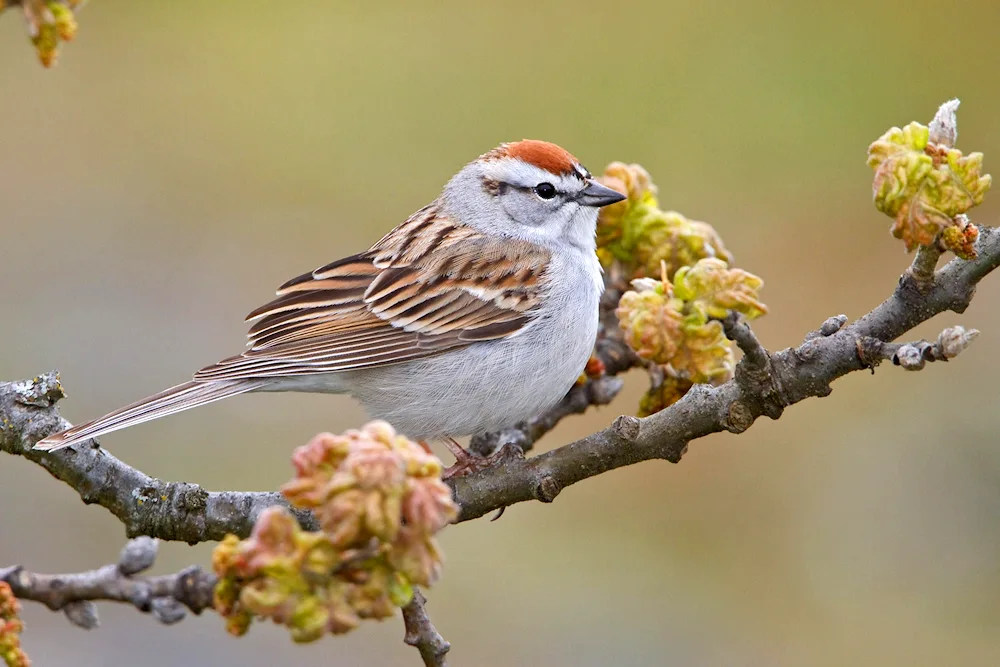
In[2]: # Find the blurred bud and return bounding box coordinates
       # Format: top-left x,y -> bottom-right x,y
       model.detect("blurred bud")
928,99 -> 960,148
388,527 -> 446,588
0,582 -> 29,667
893,343 -> 926,370
63,600 -> 99,629
150,598 -> 187,625
596,163 -> 732,280
0,585 -> 20,623
867,102 -> 991,253
287,595 -> 330,643
48,1 -> 76,40
31,21 -> 59,67
117,536 -> 159,576
213,506 -> 357,641
937,325 -> 979,359
7,0 -> 83,67
638,375 -> 694,418
576,355 -> 606,385
402,476 -> 458,538
282,422 -> 454,548
224,610 -> 253,637
584,355 -> 606,378
348,559 -> 399,620
387,571 -> 415,608
213,421 -> 456,642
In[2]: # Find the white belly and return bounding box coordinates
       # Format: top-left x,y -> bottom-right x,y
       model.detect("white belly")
265,253 -> 602,441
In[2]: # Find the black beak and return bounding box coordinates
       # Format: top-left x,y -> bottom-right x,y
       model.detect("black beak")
577,180 -> 627,207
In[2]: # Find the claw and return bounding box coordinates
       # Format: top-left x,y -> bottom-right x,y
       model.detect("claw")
442,439 -> 524,480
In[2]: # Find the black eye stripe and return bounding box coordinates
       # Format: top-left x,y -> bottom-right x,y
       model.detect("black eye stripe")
499,182 -> 567,200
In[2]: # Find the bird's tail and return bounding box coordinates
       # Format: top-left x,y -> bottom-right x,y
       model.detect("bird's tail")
33,379 -> 269,452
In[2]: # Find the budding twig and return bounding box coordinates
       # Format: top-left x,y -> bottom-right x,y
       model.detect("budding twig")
908,242 -> 944,287
401,589 -> 450,667
1,227 -> 998,534
0,538 -> 216,628
856,325 -> 980,371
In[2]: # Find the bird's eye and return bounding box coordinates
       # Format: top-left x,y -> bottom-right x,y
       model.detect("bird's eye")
533,183 -> 557,200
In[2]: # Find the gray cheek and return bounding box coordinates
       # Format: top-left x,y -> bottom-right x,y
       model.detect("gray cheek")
500,191 -> 557,227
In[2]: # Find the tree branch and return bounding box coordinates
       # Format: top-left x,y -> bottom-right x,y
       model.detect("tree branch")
0,376 -> 317,541
469,374 -> 624,456
856,325 -> 979,370
0,538 -> 215,629
2,226 -> 998,537
401,589 -> 450,667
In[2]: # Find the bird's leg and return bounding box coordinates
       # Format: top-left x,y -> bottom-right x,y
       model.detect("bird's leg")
441,437 -> 524,480
442,438 -> 481,479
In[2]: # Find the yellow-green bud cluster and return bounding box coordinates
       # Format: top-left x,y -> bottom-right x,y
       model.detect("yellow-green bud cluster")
867,119 -> 990,254
0,582 -> 29,667
213,421 -> 457,643
596,162 -> 732,281
638,375 -> 693,418
4,0 -> 82,67
617,258 -> 767,415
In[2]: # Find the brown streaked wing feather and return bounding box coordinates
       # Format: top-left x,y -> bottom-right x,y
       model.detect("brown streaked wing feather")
192,206 -> 549,381
276,256 -> 380,293
365,218 -> 549,336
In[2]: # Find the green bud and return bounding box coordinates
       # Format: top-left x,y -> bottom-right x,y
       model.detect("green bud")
289,596 -> 330,643
868,106 -> 991,252
388,572 -> 415,608
673,319 -> 735,385
0,583 -> 29,667
638,375 -> 694,417
616,277 -> 684,365
596,163 -> 732,280
673,258 -> 767,321
940,216 -> 979,260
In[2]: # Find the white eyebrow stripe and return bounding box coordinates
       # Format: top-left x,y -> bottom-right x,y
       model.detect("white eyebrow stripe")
481,158 -> 562,187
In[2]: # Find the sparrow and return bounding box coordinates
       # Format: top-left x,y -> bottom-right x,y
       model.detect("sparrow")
35,140 -> 626,453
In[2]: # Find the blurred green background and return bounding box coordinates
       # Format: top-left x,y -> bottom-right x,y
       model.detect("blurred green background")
3,1 -> 1000,665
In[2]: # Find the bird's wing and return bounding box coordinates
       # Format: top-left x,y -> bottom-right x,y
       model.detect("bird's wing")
192,204 -> 550,381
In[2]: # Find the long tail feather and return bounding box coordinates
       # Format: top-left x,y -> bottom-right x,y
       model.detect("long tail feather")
34,379 -> 269,452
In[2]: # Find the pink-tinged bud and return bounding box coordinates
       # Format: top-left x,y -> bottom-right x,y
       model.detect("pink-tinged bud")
213,421 -> 456,642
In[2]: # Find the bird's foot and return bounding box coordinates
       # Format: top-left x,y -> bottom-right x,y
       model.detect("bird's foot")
442,438 -> 524,480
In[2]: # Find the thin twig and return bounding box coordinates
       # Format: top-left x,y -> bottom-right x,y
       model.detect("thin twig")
401,589 -> 450,667
856,325 -> 979,371
908,242 -> 943,287
0,538 -> 216,628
